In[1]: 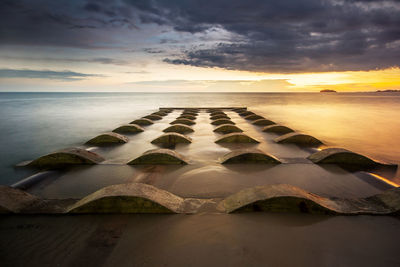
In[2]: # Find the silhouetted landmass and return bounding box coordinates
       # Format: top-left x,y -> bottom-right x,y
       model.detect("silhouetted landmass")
320,89 -> 337,93
376,90 -> 400,93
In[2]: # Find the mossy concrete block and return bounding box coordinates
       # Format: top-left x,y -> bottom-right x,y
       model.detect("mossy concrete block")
238,111 -> 255,117
86,132 -> 128,145
275,132 -> 323,147
177,114 -> 196,120
210,111 -> 226,116
67,183 -> 185,213
151,133 -> 192,146
113,124 -> 144,134
207,109 -> 222,113
307,148 -> 397,168
184,108 -> 200,112
0,186 -> 40,213
218,184 -> 400,215
217,184 -> 339,214
220,149 -> 281,164
215,133 -> 259,143
213,124 -> 243,134
171,118 -> 195,126
211,119 -> 235,125
244,114 -> 265,121
152,111 -> 168,116
210,114 -> 230,120
159,108 -> 173,113
262,124 -> 294,134
27,147 -> 104,168
233,108 -> 247,112
128,149 -> 188,165
163,124 -> 194,134
130,118 -> 154,126
253,119 -> 275,126
182,111 -> 198,116
143,114 -> 163,121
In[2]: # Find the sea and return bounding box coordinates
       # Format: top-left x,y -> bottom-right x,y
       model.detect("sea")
0,92 -> 399,185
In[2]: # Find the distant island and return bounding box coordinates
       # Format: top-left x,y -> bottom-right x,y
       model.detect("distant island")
376,90 -> 400,93
320,89 -> 337,93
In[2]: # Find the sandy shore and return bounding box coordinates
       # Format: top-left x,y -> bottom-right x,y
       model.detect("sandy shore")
1,213 -> 400,266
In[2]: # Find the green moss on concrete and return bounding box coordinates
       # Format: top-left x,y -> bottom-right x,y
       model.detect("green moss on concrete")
163,124 -> 194,134
238,111 -> 255,117
177,114 -> 196,120
128,149 -> 188,165
143,114 -> 163,121
252,119 -> 275,126
151,133 -> 192,146
210,111 -> 226,116
86,132 -> 128,145
211,119 -> 235,125
244,114 -> 265,121
210,114 -> 230,120
170,118 -> 195,125
130,118 -> 154,126
27,148 -> 104,168
275,132 -> 322,147
113,124 -> 144,134
152,111 -> 168,116
307,148 -> 391,167
67,183 -> 186,213
213,124 -> 243,134
215,133 -> 259,143
220,149 -> 281,164
262,125 -> 294,134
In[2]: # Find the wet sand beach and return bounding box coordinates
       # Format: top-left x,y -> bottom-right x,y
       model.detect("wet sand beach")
1,214 -> 400,267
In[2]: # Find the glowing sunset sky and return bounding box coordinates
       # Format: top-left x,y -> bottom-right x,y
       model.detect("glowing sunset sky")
1,0 -> 400,92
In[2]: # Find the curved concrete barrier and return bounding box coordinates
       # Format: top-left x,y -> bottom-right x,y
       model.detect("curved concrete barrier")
233,108 -> 247,112
170,118 -> 195,126
143,114 -> 163,121
215,133 -> 259,143
177,114 -> 196,120
210,111 -> 226,116
182,111 -> 198,116
213,124 -> 243,134
275,132 -> 323,147
67,183 -> 185,214
307,148 -> 397,168
238,111 -> 255,117
27,147 -> 104,168
113,124 -> 144,134
217,184 -> 400,215
151,133 -> 192,146
220,149 -> 281,164
86,132 -> 128,145
262,124 -> 294,134
128,149 -> 188,165
210,114 -> 230,120
159,108 -> 173,113
211,119 -> 235,125
184,108 -> 200,112
130,118 -> 154,126
152,111 -> 168,116
252,119 -> 275,126
163,124 -> 194,134
244,114 -> 265,121
0,186 -> 41,213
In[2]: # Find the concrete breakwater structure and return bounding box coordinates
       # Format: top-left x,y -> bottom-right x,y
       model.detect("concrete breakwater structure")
3,107 -> 399,215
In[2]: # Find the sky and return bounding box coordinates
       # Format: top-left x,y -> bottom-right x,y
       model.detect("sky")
1,0 -> 400,92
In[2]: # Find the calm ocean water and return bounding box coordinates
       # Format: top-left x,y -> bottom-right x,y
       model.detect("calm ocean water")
0,92 -> 399,185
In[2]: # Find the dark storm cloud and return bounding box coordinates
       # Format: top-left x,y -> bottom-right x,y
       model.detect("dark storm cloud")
0,69 -> 102,81
1,0 -> 400,72
125,0 -> 400,72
